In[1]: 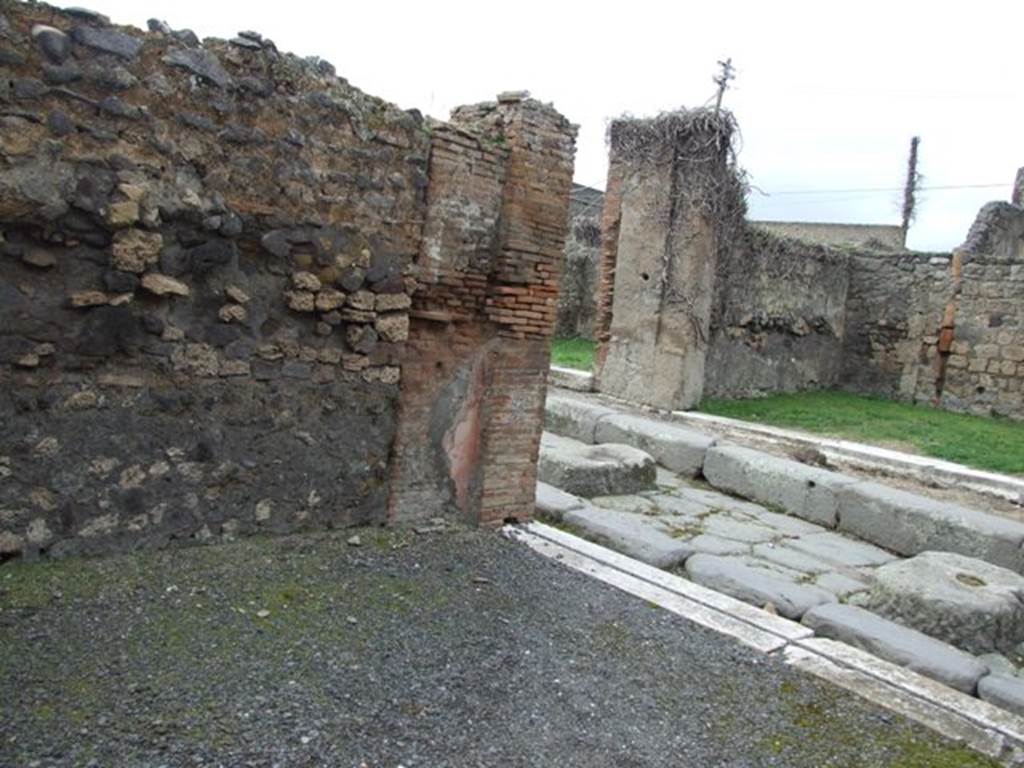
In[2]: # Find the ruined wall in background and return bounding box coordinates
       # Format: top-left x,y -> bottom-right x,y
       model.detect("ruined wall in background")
938,203 -> 1024,417
749,220 -> 905,250
703,229 -> 850,399
840,251 -> 951,400
0,3 -> 575,558
554,184 -> 602,339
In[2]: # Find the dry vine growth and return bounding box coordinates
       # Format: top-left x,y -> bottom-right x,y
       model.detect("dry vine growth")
607,108 -> 749,343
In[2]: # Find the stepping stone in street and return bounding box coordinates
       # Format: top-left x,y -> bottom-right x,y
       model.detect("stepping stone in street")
545,393 -> 618,443
801,602 -> 989,695
867,551 -> 1024,655
685,553 -> 835,620
539,432 -> 656,498
563,504 -> 693,568
594,413 -> 715,477
784,531 -> 897,569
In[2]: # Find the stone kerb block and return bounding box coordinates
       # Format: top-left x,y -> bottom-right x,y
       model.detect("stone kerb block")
702,444 -> 857,528
594,413 -> 715,477
534,481 -> 585,522
866,551 -> 1024,655
544,393 -> 617,443
802,602 -> 990,694
978,674 -> 1024,717
836,481 -> 1024,572
538,432 -> 656,498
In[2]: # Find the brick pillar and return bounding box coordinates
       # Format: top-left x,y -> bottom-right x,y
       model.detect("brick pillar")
593,158 -> 624,383
596,116 -> 731,411
471,94 -> 577,526
388,94 -> 576,527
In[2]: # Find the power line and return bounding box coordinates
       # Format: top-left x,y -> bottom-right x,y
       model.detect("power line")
760,183 -> 1005,197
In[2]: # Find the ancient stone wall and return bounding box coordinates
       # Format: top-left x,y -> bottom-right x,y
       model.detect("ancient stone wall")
938,203 -> 1024,417
840,250 -> 951,400
588,110 -> 1024,418
0,3 -> 575,558
554,184 -> 602,339
704,229 -> 850,399
749,220 -> 905,250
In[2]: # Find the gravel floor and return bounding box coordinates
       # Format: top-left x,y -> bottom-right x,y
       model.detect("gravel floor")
0,526 -> 1001,767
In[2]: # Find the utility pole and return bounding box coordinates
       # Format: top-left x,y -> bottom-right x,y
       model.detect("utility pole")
713,58 -> 735,115
900,136 -> 922,247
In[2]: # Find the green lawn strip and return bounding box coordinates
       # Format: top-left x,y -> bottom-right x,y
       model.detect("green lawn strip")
699,390 -> 1024,475
551,337 -> 595,371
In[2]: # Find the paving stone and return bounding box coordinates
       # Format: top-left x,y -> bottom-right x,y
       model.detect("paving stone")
645,493 -> 713,519
785,532 -> 897,568
658,517 -> 707,540
538,433 -> 656,498
744,508 -> 829,538
563,505 -> 693,568
978,674 -> 1024,716
752,542 -> 832,575
703,515 -> 777,544
866,551 -> 1024,655
594,413 -> 715,477
534,482 -> 584,522
685,553 -> 835,619
703,444 -> 858,527
544,393 -> 617,443
590,495 -> 658,515
801,602 -> 990,694
814,571 -> 870,599
735,554 -> 806,583
836,480 -> 1024,572
686,534 -> 750,557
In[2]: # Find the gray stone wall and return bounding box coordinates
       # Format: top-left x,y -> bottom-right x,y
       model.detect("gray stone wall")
554,185 -> 602,339
750,220 -> 905,250
572,176 -> 1024,418
940,203 -> 1024,417
840,250 -> 951,401
0,0 -> 579,560
704,228 -> 850,399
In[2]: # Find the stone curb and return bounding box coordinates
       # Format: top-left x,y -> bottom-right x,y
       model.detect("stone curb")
510,521 -> 1024,764
548,366 -> 594,392
671,408 -> 1024,508
546,392 -> 1024,573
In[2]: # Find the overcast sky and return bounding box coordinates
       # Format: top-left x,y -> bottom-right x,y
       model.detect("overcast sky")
60,0 -> 1023,251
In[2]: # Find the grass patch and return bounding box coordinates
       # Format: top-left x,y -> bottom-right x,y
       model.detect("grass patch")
699,390 -> 1024,475
551,337 -> 594,371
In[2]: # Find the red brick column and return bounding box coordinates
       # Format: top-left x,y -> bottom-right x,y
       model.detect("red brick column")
388,94 -> 576,527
